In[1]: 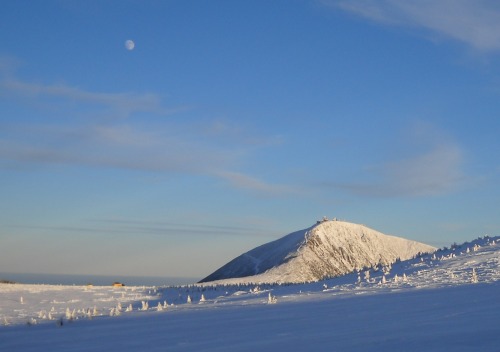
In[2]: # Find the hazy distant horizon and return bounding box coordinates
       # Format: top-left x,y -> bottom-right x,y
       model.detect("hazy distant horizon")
0,272 -> 198,287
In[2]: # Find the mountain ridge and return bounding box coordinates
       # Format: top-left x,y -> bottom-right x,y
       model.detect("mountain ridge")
200,219 -> 436,284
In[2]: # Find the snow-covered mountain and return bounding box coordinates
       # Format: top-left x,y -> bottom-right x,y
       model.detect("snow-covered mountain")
200,219 -> 436,284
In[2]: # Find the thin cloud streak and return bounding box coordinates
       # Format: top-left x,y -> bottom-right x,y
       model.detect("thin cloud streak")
215,171 -> 301,196
325,0 -> 500,51
335,142 -> 465,198
9,222 -> 274,239
1,78 -> 185,117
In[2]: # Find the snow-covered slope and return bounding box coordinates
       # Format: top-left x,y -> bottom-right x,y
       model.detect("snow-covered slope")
1,236 -> 499,352
200,220 -> 436,284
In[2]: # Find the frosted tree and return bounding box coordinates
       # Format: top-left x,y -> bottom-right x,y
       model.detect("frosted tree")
200,294 -> 206,302
157,302 -> 163,311
126,304 -> 133,312
381,275 -> 387,284
402,273 -> 408,282
364,270 -> 370,282
393,274 -> 399,283
471,268 -> 478,283
187,295 -> 192,304
267,292 -> 277,304
163,300 -> 168,309
141,301 -> 149,311
65,308 -> 72,320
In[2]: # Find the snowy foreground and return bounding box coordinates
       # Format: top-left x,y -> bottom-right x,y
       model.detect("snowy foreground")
1,237 -> 499,351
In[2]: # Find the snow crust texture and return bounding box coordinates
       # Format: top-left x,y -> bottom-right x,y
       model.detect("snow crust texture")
200,220 -> 436,283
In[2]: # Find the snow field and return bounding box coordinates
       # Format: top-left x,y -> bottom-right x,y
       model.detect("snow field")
0,236 -> 499,351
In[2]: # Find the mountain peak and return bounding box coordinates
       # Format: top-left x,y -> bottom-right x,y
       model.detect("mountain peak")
200,219 -> 436,284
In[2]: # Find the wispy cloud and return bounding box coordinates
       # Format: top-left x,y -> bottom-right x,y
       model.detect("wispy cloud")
9,219 -> 275,239
0,122 -> 236,174
1,77 -> 185,117
327,124 -> 468,197
215,171 -> 300,196
378,143 -> 464,197
323,0 -> 500,51
0,76 -> 292,196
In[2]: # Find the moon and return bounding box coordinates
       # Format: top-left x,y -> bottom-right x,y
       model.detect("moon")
125,40 -> 135,51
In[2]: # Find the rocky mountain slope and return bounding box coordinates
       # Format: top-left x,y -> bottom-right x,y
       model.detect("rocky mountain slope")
200,219 -> 436,283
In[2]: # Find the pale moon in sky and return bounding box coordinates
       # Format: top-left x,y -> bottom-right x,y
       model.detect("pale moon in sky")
125,40 -> 135,51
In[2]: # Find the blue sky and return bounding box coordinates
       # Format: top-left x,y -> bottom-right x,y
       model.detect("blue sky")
1,0 -> 499,279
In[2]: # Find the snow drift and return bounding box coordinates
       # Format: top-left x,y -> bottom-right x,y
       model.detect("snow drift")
200,219 -> 436,283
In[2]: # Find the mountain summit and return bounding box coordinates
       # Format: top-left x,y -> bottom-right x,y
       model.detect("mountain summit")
200,219 -> 436,284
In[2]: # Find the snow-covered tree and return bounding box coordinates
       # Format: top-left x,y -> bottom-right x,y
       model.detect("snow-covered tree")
267,292 -> 277,304
65,308 -> 71,319
200,294 -> 206,302
471,268 -> 478,283
187,295 -> 192,304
